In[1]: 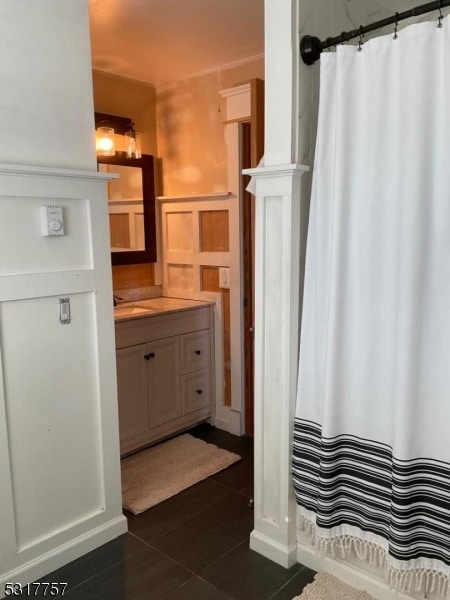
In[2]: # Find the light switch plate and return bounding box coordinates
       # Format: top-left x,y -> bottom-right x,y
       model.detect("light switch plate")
219,266 -> 230,289
59,297 -> 71,324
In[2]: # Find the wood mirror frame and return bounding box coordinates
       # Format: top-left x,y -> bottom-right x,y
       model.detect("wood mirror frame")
97,153 -> 157,266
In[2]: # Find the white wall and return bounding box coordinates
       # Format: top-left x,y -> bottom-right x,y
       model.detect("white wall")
0,1 -> 97,171
0,1 -> 126,593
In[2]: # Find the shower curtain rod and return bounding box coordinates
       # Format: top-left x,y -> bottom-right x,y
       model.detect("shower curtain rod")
300,0 -> 450,65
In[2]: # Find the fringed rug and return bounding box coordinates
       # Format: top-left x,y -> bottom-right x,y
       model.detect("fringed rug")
293,573 -> 376,600
121,434 -> 241,514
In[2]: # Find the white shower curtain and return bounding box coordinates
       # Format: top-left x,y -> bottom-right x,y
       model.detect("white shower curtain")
294,17 -> 450,597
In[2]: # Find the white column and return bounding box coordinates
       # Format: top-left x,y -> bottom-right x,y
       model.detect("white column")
245,164 -> 307,567
243,0 -> 308,568
264,0 -> 300,167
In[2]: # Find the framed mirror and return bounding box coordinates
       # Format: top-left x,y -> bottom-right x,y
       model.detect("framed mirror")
97,153 -> 157,265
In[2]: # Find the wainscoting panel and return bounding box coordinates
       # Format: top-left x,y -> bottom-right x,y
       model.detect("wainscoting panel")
0,165 -> 126,590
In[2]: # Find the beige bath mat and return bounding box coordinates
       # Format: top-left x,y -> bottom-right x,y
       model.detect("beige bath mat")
293,573 -> 377,600
121,434 -> 241,514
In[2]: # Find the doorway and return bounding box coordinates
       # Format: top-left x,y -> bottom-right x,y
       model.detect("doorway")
217,79 -> 264,436
241,79 -> 264,436
242,122 -> 255,436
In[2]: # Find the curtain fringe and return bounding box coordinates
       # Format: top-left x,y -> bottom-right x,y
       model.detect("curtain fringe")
298,515 -> 450,598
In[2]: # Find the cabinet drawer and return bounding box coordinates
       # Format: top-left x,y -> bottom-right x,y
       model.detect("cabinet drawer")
182,369 -> 211,414
181,330 -> 210,373
115,307 -> 211,349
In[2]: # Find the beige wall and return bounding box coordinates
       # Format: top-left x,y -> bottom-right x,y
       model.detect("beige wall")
91,56 -> 264,288
156,56 -> 264,197
92,57 -> 265,198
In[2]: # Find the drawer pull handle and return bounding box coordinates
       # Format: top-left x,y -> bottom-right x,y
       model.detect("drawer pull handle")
196,389 -> 203,395
194,350 -> 201,355
144,352 -> 155,360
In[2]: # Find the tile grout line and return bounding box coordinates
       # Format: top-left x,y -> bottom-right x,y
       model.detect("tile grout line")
130,529 -> 250,582
128,530 -> 201,579
128,487 -> 238,546
159,574 -> 235,600
196,539 -> 249,576
195,575 -> 235,600
267,566 -> 310,600
62,536 -> 147,594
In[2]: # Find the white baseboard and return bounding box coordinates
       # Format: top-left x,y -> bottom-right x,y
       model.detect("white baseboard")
1,515 -> 127,593
250,530 -> 297,569
214,407 -> 243,436
214,416 -> 232,432
296,542 -> 416,600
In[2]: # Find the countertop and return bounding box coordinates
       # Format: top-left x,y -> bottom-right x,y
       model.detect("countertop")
114,296 -> 214,323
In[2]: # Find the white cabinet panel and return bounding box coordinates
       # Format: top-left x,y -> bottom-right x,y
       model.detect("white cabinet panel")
116,344 -> 149,441
147,337 -> 182,428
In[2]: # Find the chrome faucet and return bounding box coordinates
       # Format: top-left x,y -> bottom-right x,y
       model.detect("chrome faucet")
113,294 -> 123,307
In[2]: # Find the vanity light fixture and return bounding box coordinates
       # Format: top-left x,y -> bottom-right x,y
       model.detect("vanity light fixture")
96,126 -> 115,156
94,112 -> 141,158
125,122 -> 142,159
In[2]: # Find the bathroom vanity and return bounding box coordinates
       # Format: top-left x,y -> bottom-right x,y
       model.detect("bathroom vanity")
114,297 -> 215,455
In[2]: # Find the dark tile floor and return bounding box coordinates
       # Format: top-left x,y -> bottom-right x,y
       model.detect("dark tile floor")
37,424 -> 315,599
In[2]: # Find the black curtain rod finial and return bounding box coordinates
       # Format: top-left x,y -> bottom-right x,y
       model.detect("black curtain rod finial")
300,35 -> 323,65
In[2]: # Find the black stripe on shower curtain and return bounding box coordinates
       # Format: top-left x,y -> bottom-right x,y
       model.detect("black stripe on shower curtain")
292,419 -> 450,565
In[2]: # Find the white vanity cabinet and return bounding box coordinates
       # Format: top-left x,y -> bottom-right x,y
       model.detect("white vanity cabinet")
115,302 -> 214,455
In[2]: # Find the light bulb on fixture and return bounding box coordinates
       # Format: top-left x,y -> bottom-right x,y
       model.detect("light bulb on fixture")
96,126 -> 115,156
125,123 -> 142,159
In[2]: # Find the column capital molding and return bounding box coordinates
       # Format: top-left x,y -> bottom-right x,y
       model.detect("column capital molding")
243,163 -> 309,180
219,83 -> 251,100
0,162 -> 115,182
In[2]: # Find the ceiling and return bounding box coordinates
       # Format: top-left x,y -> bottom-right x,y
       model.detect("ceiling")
89,0 -> 446,87
89,0 -> 265,86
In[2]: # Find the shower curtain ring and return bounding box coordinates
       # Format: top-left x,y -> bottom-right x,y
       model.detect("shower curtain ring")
438,0 -> 444,27
393,13 -> 399,39
357,25 -> 364,52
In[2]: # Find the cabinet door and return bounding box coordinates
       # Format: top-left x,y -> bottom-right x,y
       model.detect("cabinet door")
116,344 -> 149,442
147,337 -> 182,428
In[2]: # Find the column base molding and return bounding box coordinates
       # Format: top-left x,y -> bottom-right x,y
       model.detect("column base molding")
250,530 -> 297,569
